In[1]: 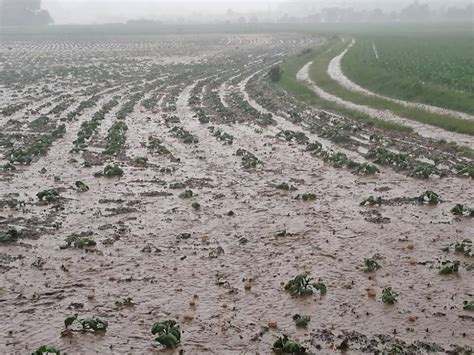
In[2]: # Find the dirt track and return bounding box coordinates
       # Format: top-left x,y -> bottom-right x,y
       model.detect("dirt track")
297,61 -> 474,148
328,39 -> 474,123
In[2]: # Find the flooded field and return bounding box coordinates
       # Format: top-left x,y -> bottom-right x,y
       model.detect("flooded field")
0,32 -> 473,354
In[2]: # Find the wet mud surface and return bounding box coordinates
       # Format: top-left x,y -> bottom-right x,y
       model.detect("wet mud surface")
1,33 -> 473,354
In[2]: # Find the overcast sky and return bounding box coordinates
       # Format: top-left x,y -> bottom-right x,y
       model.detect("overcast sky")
42,0 -> 473,24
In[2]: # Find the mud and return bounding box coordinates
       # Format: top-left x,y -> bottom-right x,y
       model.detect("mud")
1,33 -> 473,354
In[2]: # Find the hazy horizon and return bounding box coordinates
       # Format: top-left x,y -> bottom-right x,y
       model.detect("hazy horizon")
39,0 -> 474,24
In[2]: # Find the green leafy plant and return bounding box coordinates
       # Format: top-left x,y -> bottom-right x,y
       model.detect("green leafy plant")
236,148 -> 262,169
1,162 -> 16,171
366,147 -> 411,171
382,287 -> 398,304
151,319 -> 181,348
276,182 -> 290,190
170,126 -> 198,144
31,345 -> 60,355
95,164 -> 123,178
134,156 -> 148,165
0,229 -> 19,244
417,191 -> 441,204
301,193 -> 316,201
439,260 -> 460,274
179,190 -> 194,198
75,181 -> 89,192
455,163 -> 474,178
60,235 -> 96,249
36,189 -> 60,203
115,297 -> 134,308
64,314 -> 108,332
8,124 -> 65,164
273,335 -> 306,354
352,163 -> 380,175
409,164 -> 446,179
169,182 -> 186,189
359,196 -> 382,206
463,301 -> 474,311
285,273 -> 326,297
363,258 -> 381,272
451,204 -> 474,217
292,314 -> 310,328
443,240 -> 472,257
148,137 -> 170,155
276,130 -> 309,144
103,121 -> 128,155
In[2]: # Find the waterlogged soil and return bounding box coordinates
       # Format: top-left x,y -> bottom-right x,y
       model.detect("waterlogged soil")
1,33 -> 473,354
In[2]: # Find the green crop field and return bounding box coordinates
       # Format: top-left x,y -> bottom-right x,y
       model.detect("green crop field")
341,28 -> 474,114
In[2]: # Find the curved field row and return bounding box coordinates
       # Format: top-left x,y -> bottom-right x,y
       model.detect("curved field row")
294,38 -> 474,139
340,33 -> 474,115
330,39 -> 474,122
297,61 -> 474,148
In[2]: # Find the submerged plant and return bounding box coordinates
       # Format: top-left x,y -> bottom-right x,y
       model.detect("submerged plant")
169,182 -> 186,189
0,229 -> 19,244
382,287 -> 398,304
363,258 -> 381,272
463,301 -> 474,311
439,260 -> 460,274
151,319 -> 181,348
179,190 -> 194,198
443,240 -> 472,257
75,181 -> 89,192
409,164 -> 445,179
276,182 -> 290,190
417,191 -> 441,205
64,314 -> 107,332
36,189 -> 60,203
301,193 -> 316,201
353,163 -> 380,175
451,204 -> 474,217
285,273 -> 326,297
236,148 -> 262,169
455,163 -> 474,178
148,137 -> 170,155
273,335 -> 306,354
292,314 -> 310,328
95,164 -> 123,178
360,196 -> 382,206
60,234 -> 96,249
31,345 -> 60,355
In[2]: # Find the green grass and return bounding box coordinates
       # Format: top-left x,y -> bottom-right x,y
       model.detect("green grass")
306,38 -> 474,136
341,33 -> 474,114
277,43 -> 413,134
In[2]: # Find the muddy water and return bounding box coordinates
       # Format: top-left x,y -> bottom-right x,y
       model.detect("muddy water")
1,34 -> 473,354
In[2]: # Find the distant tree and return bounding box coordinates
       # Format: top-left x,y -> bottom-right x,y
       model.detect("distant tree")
268,65 -> 282,82
0,0 -> 53,26
444,4 -> 473,22
249,15 -> 259,24
399,1 -> 432,22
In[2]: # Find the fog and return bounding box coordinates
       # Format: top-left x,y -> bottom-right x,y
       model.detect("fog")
37,0 -> 473,25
